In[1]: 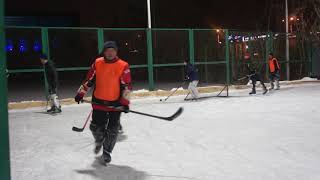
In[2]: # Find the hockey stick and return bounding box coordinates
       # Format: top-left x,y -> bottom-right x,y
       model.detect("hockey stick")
160,83 -> 185,102
236,73 -> 257,81
184,92 -> 190,100
72,110 -> 93,132
82,100 -> 183,121
237,75 -> 249,81
130,108 -> 183,121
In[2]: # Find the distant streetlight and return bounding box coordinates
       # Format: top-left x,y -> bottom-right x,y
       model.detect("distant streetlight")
147,0 -> 152,28
216,29 -> 221,44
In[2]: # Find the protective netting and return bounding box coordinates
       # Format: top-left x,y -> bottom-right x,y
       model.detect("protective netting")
229,31 -> 268,82
197,64 -> 227,85
104,30 -> 147,65
48,29 -> 98,68
229,31 -> 312,82
6,28 -> 42,69
5,27 -> 316,102
152,30 -> 189,64
194,30 -> 226,62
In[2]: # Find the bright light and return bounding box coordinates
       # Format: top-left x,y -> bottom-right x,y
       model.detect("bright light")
125,42 -> 128,46
6,39 -> 14,52
282,19 -> 285,22
245,45 -> 249,49
216,29 -> 220,33
18,39 -> 27,53
290,17 -> 295,21
297,18 -> 300,21
33,40 -> 41,52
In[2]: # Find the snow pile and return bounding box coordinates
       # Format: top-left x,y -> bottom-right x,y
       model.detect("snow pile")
299,77 -> 318,81
133,89 -> 149,93
170,87 -> 184,91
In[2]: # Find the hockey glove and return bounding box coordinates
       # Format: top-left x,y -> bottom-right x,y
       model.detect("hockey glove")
74,84 -> 88,104
119,88 -> 131,113
184,76 -> 190,82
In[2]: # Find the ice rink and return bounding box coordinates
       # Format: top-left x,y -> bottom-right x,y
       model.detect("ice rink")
9,83 -> 320,180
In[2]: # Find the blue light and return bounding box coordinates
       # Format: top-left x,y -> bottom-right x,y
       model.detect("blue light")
33,40 -> 41,52
6,39 -> 14,52
18,39 -> 27,53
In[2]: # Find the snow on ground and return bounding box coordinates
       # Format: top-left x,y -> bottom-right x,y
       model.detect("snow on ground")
299,77 -> 318,81
9,83 -> 320,180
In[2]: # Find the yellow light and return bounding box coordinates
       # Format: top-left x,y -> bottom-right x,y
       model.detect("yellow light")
216,29 -> 220,33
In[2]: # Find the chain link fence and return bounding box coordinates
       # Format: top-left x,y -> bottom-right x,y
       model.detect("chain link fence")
5,27 -> 316,102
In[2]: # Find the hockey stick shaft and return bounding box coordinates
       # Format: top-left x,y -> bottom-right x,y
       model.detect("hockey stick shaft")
184,92 -> 190,100
128,109 -> 181,121
72,110 -> 92,132
237,76 -> 248,81
163,84 -> 183,101
237,74 -> 256,81
82,100 -> 182,121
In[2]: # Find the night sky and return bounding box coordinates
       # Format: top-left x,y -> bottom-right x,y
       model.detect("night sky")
5,0 -> 287,31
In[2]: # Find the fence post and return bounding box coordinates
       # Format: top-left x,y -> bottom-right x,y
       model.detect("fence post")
41,28 -> 50,101
0,0 -> 11,178
269,32 -> 274,53
188,29 -> 195,64
97,28 -> 104,53
146,28 -> 154,91
309,40 -> 313,76
230,40 -> 235,84
265,32 -> 273,79
225,29 -> 230,84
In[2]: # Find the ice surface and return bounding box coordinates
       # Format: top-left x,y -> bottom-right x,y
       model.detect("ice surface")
9,83 -> 320,180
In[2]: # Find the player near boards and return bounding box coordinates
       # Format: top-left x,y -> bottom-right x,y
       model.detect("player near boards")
268,53 -> 281,90
243,52 -> 268,95
74,41 -> 132,165
184,61 -> 200,100
246,64 -> 268,95
40,53 -> 61,113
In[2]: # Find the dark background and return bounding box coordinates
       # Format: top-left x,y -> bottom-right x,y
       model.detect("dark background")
5,0 -> 296,31
5,0 -> 311,102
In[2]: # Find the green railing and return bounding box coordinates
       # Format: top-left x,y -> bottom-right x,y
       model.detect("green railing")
0,0 -> 11,179
5,26 -> 313,102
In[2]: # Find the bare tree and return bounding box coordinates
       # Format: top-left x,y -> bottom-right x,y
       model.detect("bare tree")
295,0 -> 320,41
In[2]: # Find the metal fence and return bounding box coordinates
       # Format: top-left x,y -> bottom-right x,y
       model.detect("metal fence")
5,26 -> 313,102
